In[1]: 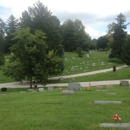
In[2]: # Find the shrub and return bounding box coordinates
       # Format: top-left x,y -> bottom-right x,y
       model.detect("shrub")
1,87 -> 7,92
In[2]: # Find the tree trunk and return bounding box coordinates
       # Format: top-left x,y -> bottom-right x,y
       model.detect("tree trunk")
29,76 -> 32,88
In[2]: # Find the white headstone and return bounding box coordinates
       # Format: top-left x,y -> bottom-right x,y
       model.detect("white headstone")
39,88 -> 44,92
71,66 -> 75,70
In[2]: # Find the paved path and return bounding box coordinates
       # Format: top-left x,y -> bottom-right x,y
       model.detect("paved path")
0,65 -> 129,88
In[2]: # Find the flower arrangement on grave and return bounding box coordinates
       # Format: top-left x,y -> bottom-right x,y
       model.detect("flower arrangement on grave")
86,83 -> 91,91
113,114 -> 121,122
86,87 -> 91,91
59,88 -> 62,92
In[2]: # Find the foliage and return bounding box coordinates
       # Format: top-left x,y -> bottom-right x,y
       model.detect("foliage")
0,18 -> 5,53
0,51 -> 5,66
108,13 -> 127,60
4,15 -> 19,54
121,34 -> 130,65
1,87 -> 7,92
97,36 -> 108,51
56,44 -> 64,58
4,27 -> 64,88
77,47 -> 83,57
61,19 -> 92,52
20,1 -> 62,50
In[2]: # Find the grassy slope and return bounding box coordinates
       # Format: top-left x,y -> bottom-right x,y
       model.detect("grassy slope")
0,86 -> 129,130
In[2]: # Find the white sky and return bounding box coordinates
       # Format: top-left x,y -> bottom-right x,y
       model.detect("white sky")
0,0 -> 130,39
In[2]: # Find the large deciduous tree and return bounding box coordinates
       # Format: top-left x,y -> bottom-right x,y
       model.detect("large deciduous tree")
61,19 -> 91,52
4,27 -> 64,88
108,13 -> 127,60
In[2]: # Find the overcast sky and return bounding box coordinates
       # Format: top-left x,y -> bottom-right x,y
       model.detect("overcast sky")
0,0 -> 130,39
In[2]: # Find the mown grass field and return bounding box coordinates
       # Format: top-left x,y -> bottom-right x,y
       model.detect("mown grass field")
0,85 -> 130,130
1,51 -> 126,84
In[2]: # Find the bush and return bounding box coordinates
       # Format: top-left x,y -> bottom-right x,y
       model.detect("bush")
1,87 -> 7,92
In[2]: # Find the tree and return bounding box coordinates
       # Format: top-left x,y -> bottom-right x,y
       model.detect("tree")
4,27 -> 64,88
97,36 -> 108,51
61,19 -> 91,52
108,13 -> 127,60
20,1 -> 62,51
77,47 -> 83,57
0,18 -> 5,53
121,34 -> 130,65
0,51 -> 5,66
4,15 -> 19,54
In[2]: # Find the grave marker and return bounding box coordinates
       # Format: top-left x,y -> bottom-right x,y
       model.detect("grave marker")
68,83 -> 81,90
106,85 -> 113,89
48,87 -> 53,91
62,90 -> 74,95
39,88 -> 44,92
100,123 -> 130,129
120,80 -> 129,86
94,101 -> 122,104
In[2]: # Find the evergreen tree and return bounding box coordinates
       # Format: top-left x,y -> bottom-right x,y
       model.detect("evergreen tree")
121,34 -> 130,65
109,13 -> 127,60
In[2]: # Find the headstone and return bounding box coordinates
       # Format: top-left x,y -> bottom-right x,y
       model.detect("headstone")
39,88 -> 44,92
62,90 -> 74,95
92,63 -> 95,66
106,93 -> 116,95
86,54 -> 89,57
120,80 -> 129,86
94,101 -> 122,104
101,61 -> 104,65
59,77 -> 64,81
28,89 -> 37,92
106,85 -> 113,89
96,86 -> 102,90
20,91 -> 26,93
48,87 -> 53,91
100,123 -> 130,129
71,66 -> 75,70
68,83 -> 81,91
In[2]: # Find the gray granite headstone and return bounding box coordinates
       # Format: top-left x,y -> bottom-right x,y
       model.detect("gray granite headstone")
68,83 -> 81,91
62,90 -> 74,95
94,101 -> 121,104
120,81 -> 129,86
100,123 -> 130,128
48,87 -> 53,91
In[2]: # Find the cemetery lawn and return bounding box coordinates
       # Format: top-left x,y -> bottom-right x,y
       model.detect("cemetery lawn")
0,86 -> 130,130
48,67 -> 130,83
1,51 -> 125,84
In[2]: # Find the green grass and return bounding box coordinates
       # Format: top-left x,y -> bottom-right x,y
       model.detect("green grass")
61,51 -> 124,76
48,67 -> 130,83
0,86 -> 130,130
0,51 -> 124,84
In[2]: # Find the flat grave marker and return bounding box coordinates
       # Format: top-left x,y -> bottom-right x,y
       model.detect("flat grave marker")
100,123 -> 130,129
106,85 -> 113,89
94,101 -> 122,104
62,90 -> 74,95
